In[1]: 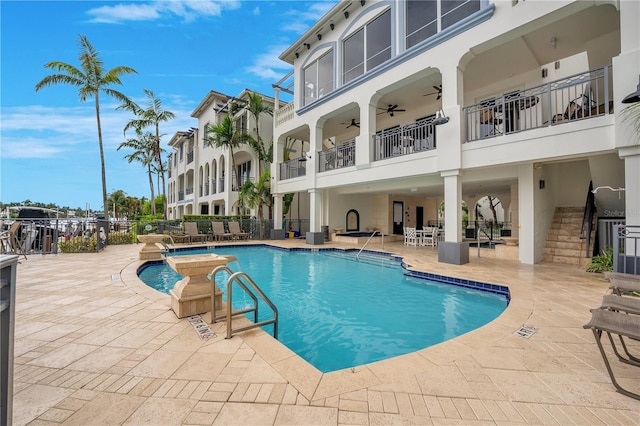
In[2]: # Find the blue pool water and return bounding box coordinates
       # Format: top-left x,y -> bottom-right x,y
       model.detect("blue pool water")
138,246 -> 508,372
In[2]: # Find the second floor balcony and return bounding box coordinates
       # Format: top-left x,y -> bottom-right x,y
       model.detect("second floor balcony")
187,151 -> 194,164
464,66 -> 613,142
279,158 -> 307,181
319,139 -> 356,172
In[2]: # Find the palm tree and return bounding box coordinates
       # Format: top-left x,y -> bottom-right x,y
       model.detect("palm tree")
117,130 -> 158,215
205,115 -> 249,202
117,89 -> 175,219
245,92 -> 273,178
621,102 -> 640,139
35,34 -> 137,222
107,189 -> 128,219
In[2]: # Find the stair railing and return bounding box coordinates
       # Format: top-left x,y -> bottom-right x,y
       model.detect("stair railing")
580,181 -> 597,257
357,230 -> 384,258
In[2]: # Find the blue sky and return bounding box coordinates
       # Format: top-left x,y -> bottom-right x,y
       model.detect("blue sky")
1,0 -> 335,210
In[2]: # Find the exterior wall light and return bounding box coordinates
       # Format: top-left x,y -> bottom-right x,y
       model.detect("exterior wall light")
330,22 -> 334,30
295,52 -> 299,58
317,34 -> 322,40
304,43 -> 310,50
433,109 -> 449,125
622,75 -> 640,104
344,11 -> 349,19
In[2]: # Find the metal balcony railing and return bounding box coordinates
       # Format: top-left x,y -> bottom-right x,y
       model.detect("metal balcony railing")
187,151 -> 194,164
373,118 -> 437,161
178,191 -> 184,201
232,176 -> 255,191
318,139 -> 356,172
279,158 -> 307,180
185,187 -> 194,195
211,179 -> 217,194
464,65 -> 613,142
219,177 -> 225,193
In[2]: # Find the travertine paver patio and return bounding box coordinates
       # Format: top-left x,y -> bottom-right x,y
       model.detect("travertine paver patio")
9,240 -> 640,425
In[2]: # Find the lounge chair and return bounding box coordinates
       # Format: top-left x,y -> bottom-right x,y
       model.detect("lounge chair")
184,222 -> 208,244
228,221 -> 249,240
584,297 -> 640,400
211,222 -> 233,242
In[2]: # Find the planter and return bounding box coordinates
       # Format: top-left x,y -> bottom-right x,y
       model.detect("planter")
136,234 -> 166,261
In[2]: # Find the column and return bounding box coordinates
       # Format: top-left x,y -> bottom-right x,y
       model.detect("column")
620,146 -> 640,254
438,170 -> 468,264
518,165 -> 535,264
356,103 -> 375,168
306,188 -> 324,245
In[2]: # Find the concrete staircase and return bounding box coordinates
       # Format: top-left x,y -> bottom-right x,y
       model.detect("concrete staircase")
542,207 -> 594,266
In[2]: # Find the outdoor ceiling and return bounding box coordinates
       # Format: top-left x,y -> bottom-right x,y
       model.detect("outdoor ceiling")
465,3 -> 620,91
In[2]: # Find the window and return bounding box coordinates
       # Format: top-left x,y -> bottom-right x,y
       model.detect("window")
343,9 -> 391,84
406,0 -> 480,49
303,51 -> 334,106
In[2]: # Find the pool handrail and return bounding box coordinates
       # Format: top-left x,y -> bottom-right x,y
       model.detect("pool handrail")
357,230 -> 384,258
225,271 -> 279,340
209,266 -> 279,340
210,266 -> 258,325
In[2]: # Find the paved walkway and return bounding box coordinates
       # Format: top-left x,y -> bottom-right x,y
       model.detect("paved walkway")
8,240 -> 640,425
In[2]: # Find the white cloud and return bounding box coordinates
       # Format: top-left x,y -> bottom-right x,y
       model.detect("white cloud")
1,101 -> 196,160
87,0 -> 241,24
245,44 -> 293,81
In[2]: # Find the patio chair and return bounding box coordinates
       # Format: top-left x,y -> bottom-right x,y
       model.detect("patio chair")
404,227 -> 417,246
0,222 -> 27,260
211,221 -> 233,242
184,222 -> 208,244
583,306 -> 640,400
228,221 -> 249,240
420,226 -> 437,247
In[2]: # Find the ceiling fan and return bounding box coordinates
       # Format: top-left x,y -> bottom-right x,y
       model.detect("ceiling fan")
341,118 -> 360,128
423,85 -> 442,99
378,104 -> 406,117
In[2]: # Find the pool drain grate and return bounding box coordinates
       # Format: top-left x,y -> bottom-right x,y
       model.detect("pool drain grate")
514,324 -> 539,338
188,315 -> 217,340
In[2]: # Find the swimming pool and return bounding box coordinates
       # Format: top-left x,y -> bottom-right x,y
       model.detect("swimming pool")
138,245 -> 508,372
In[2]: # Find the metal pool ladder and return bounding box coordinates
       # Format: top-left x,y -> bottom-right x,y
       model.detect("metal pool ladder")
210,266 -> 278,339
357,230 -> 384,258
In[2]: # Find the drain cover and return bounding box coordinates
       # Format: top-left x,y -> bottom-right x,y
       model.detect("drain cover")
514,324 -> 539,338
111,274 -> 121,281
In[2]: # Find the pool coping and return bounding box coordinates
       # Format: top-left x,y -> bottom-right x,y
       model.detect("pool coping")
120,242 -> 526,402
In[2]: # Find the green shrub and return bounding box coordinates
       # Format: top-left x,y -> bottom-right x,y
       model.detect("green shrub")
107,231 -> 135,245
58,235 -> 98,253
586,247 -> 613,273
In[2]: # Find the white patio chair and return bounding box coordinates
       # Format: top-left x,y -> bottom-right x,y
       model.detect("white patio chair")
404,227 -> 417,246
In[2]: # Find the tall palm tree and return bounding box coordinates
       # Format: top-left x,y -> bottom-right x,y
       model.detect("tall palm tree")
117,130 -> 159,215
245,92 -> 273,178
117,89 -> 175,219
205,115 -> 249,203
35,34 -> 137,222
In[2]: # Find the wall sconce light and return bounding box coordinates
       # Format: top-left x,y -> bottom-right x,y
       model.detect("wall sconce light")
317,34 -> 322,41
622,75 -> 640,104
330,22 -> 334,30
550,36 -> 557,49
298,152 -> 311,162
344,10 -> 349,19
539,180 -> 545,190
304,43 -> 310,50
295,52 -> 299,58
360,0 -> 365,5
433,108 -> 450,125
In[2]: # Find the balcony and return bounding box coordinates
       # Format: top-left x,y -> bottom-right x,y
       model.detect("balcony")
178,191 -> 184,201
211,179 -> 217,194
318,139 -> 355,172
204,182 -> 209,196
464,66 -> 613,142
373,118 -> 437,161
219,177 -> 225,193
187,151 -> 194,164
279,158 -> 307,180
275,103 -> 295,126
185,187 -> 194,196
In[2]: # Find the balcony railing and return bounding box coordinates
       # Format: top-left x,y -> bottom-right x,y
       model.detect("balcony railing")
318,139 -> 356,172
204,182 -> 209,196
187,151 -> 194,164
178,191 -> 184,201
279,158 -> 307,180
219,177 -> 225,193
211,179 -> 217,194
275,103 -> 295,126
464,65 -> 613,142
373,118 -> 437,161
185,187 -> 194,195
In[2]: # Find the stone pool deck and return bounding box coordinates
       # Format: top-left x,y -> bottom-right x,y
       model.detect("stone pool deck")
8,240 -> 640,425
